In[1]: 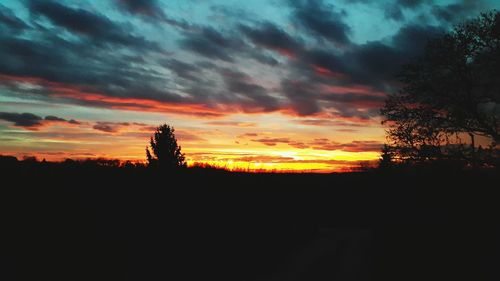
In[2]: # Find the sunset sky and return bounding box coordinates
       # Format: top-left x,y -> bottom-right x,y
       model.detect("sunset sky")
1,0 -> 499,172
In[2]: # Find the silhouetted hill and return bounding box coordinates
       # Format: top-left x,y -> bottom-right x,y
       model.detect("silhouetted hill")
1,157 -> 498,280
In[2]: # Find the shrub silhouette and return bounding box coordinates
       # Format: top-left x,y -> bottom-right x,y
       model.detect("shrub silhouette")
146,124 -> 186,169
378,144 -> 394,170
381,11 -> 500,167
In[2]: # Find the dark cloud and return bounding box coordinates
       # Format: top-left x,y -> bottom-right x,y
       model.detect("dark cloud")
208,25 -> 278,66
161,59 -> 202,82
44,115 -> 66,122
281,79 -> 320,116
92,121 -> 130,133
153,55 -> 280,114
179,28 -> 238,62
343,42 -> 404,87
290,0 -> 351,45
240,22 -> 302,57
295,24 -> 444,92
201,27 -> 238,48
220,69 -> 280,112
45,115 -> 82,125
178,26 -> 280,66
0,112 -> 79,129
0,27 -> 186,110
391,24 -> 444,57
115,0 -> 193,30
247,51 -> 279,66
116,0 -> 164,19
92,123 -> 117,133
397,0 -> 429,8
28,1 -> 158,50
350,25 -> 442,84
0,112 -> 42,128
301,48 -> 346,72
332,25 -> 440,86
384,6 -> 405,21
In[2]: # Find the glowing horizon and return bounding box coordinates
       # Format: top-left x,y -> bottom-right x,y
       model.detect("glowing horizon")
0,107 -> 383,172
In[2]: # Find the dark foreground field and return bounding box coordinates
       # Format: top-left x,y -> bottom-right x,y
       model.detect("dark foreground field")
1,161 -> 499,280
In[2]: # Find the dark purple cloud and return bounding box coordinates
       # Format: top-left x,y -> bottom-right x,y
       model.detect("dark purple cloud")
44,115 -> 66,122
0,112 -> 80,129
116,0 -> 163,18
240,22 -> 302,57
281,79 -> 321,116
219,69 -> 280,112
28,1 -> 158,50
0,112 -> 42,128
289,0 -> 351,45
92,122 -> 130,133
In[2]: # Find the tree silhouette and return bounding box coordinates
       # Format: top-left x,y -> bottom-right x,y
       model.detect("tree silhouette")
381,11 -> 500,166
378,144 -> 394,170
146,124 -> 186,169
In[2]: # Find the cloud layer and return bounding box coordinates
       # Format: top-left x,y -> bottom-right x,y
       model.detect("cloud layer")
0,112 -> 80,130
1,0 -> 489,121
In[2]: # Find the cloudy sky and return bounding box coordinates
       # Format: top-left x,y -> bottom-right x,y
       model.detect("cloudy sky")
0,0 -> 498,171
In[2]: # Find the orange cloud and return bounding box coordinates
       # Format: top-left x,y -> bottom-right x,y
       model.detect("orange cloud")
313,65 -> 344,78
323,84 -> 386,96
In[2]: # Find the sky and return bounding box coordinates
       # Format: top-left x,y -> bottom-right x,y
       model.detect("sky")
0,0 -> 498,172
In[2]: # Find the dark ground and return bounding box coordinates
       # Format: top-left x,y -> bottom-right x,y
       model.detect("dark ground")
1,160 -> 499,280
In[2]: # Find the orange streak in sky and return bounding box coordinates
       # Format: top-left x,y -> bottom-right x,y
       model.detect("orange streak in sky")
323,84 -> 386,97
313,66 -> 342,77
0,74 -> 226,117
